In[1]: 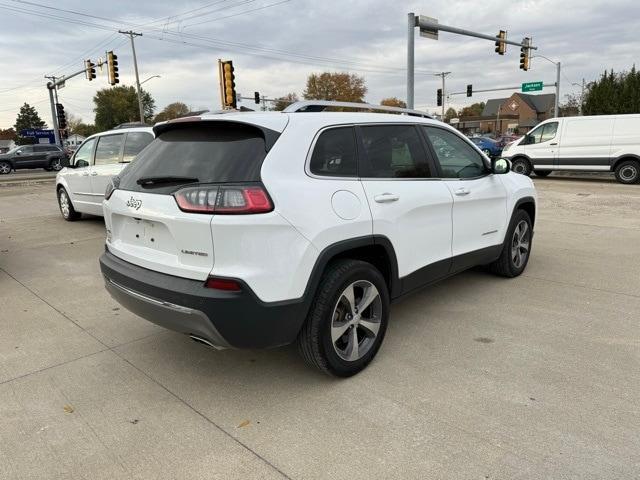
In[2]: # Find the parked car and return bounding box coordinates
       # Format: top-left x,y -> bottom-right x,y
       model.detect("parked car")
99,102 -> 537,377
496,134 -> 521,149
0,144 -> 67,174
502,114 -> 640,183
56,126 -> 154,220
469,136 -> 503,158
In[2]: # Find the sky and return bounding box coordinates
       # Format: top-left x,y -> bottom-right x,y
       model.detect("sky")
1,0 -> 638,129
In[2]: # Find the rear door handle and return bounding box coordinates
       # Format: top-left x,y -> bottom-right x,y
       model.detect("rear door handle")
81,172 -> 90,176
454,187 -> 470,196
374,193 -> 399,203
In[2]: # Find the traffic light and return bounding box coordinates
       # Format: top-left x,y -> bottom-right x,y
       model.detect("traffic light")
254,91 -> 260,104
107,51 -> 119,85
219,60 -> 237,109
520,37 -> 531,71
466,84 -> 473,97
85,59 -> 96,80
55,103 -> 67,130
495,30 -> 506,55
436,88 -> 443,107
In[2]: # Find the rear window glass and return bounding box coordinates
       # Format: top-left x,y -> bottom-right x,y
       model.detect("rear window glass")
118,123 -> 269,193
309,127 -> 357,177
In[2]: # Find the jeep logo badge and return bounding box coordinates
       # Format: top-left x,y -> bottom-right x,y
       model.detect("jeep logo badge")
126,197 -> 142,210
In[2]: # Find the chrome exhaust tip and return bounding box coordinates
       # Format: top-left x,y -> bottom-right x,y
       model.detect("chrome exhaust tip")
189,334 -> 225,350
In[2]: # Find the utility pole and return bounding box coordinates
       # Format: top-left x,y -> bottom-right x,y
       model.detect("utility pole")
407,13 -> 415,109
434,72 -> 451,118
46,83 -> 61,147
555,61 -> 561,118
580,78 -> 585,115
119,30 -> 145,123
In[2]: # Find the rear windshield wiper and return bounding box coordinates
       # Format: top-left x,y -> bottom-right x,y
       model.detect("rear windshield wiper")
136,176 -> 199,186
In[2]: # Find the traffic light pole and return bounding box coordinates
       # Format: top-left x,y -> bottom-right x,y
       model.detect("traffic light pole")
120,30 -> 145,123
407,13 -> 538,109
435,72 -> 450,118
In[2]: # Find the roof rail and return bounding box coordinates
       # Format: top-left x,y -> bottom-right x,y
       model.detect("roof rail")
282,100 -> 433,119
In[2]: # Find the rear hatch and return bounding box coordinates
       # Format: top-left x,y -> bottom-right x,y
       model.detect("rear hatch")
105,117 -> 286,280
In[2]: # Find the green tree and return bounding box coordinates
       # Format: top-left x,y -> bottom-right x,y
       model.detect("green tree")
14,103 -> 46,132
559,94 -> 581,117
154,102 -> 190,123
303,72 -> 367,102
93,85 -> 155,130
271,93 -> 299,111
583,67 -> 640,115
444,107 -> 458,121
73,123 -> 99,137
380,97 -> 407,108
459,102 -> 486,117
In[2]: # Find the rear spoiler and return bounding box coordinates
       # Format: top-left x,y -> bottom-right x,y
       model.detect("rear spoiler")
152,117 -> 281,152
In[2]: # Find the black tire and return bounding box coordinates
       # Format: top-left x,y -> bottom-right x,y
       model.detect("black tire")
511,157 -> 532,176
534,170 -> 551,177
49,158 -> 63,171
482,148 -> 493,157
614,160 -> 640,184
297,259 -> 390,377
0,161 -> 11,175
488,209 -> 533,278
57,186 -> 81,221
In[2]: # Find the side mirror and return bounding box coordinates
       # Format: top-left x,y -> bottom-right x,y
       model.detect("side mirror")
75,159 -> 89,168
492,158 -> 510,174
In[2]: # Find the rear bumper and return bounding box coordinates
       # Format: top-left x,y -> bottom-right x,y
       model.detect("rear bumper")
99,250 -> 308,349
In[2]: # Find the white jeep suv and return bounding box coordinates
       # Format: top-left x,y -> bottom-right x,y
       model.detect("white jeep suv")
100,102 -> 536,376
56,125 -> 154,220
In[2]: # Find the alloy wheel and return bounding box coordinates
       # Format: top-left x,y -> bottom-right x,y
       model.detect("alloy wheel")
511,220 -> 530,269
51,158 -> 62,171
331,280 -> 383,362
0,162 -> 10,174
58,190 -> 70,218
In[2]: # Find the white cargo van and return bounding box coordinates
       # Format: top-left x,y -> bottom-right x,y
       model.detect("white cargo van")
502,114 -> 640,184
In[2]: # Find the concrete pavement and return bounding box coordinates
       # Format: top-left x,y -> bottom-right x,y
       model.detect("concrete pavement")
1,177 -> 639,479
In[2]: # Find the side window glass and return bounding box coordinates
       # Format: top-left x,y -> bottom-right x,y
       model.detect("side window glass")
540,122 -> 558,143
122,132 -> 154,163
19,146 -> 33,154
73,138 -> 96,167
360,125 -> 431,178
309,127 -> 357,177
423,127 -> 488,179
527,126 -> 544,144
94,134 -> 124,166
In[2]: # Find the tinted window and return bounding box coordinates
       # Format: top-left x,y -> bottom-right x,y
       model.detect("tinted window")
94,134 -> 124,165
423,127 -> 488,179
119,123 -> 270,194
122,132 -> 154,162
17,146 -> 33,154
360,125 -> 431,178
73,138 -> 96,167
309,127 -> 357,177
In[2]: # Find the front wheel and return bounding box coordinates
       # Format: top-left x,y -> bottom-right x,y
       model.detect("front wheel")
297,259 -> 390,377
488,209 -> 533,278
614,160 -> 640,184
57,187 -> 81,221
511,158 -> 532,176
0,161 -> 11,174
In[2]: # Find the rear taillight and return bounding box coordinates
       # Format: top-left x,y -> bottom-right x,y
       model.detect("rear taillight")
205,277 -> 242,291
174,184 -> 273,214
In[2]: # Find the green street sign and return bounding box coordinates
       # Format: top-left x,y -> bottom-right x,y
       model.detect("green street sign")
522,81 -> 543,92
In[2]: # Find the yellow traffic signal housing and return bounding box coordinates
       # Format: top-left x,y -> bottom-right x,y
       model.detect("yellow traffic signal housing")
85,59 -> 96,81
219,60 -> 237,109
107,51 -> 119,85
495,30 -> 506,55
520,37 -> 531,71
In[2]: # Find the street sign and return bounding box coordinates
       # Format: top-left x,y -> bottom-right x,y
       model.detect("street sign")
522,81 -> 543,92
419,15 -> 439,40
450,118 -> 460,124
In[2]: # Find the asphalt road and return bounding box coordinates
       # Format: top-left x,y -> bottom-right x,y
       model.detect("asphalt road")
1,177 -> 639,479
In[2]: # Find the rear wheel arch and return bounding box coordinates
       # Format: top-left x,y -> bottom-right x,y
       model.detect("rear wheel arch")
303,236 -> 400,303
611,154 -> 640,171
